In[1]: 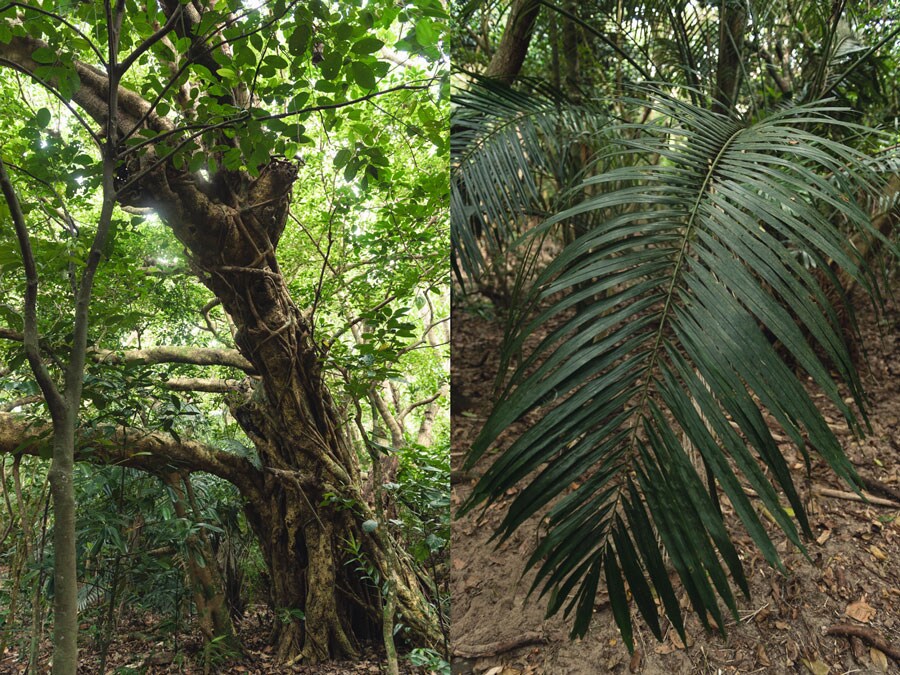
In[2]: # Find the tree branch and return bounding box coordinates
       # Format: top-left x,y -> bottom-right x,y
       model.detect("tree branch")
165,377 -> 245,393
0,412 -> 262,496
118,4 -> 183,75
398,388 -> 447,423
0,328 -> 254,373
0,158 -> 66,422
91,346 -> 254,372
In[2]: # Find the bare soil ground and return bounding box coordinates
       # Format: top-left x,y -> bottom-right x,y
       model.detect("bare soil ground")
450,277 -> 900,675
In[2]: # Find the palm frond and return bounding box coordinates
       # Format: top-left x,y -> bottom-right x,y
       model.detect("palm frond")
451,78 -> 612,285
461,91 -> 888,648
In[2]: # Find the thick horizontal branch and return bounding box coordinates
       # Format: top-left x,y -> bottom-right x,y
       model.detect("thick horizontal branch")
165,376 -> 244,393
0,412 -> 261,496
0,328 -> 254,373
91,346 -> 254,373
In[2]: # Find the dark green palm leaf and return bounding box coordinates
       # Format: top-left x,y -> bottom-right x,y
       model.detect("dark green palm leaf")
451,78 -> 612,284
460,90 -> 888,648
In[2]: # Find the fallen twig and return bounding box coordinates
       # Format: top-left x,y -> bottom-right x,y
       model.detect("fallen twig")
453,631 -> 546,659
826,624 -> 900,662
813,487 -> 900,509
859,476 -> 900,504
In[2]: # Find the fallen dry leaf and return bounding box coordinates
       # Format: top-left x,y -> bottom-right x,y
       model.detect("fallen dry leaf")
845,599 -> 877,623
870,647 -> 889,673
482,667 -> 522,675
869,545 -> 887,561
756,644 -> 771,667
802,658 -> 830,675
629,648 -> 643,672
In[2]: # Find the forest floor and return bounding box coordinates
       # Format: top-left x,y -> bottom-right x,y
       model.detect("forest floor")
0,605 -> 432,674
450,274 -> 900,674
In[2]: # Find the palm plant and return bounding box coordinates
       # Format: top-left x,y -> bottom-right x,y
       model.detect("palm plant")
451,77 -> 612,290
453,79 -> 895,647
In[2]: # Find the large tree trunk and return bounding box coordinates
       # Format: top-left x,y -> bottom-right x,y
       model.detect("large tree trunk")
148,166 -> 438,661
134,142 -> 440,668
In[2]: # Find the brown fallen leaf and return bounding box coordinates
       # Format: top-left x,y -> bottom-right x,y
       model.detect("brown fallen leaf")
629,648 -> 643,672
846,598 -> 877,623
870,647 -> 889,673
802,658 -> 830,675
756,644 -> 771,667
869,545 -> 887,561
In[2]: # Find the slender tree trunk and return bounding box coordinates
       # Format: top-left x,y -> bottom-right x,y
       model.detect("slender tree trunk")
485,0 -> 540,83
713,0 -> 748,114
163,472 -> 238,650
47,414 -> 77,675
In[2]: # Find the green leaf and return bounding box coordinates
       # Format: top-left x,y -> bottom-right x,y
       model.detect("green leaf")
350,61 -> 375,90
35,108 -> 51,128
31,47 -> 57,64
333,148 -> 352,168
457,84 -> 885,650
319,51 -> 341,79
265,54 -> 289,69
289,23 -> 310,54
351,36 -> 384,54
415,19 -> 436,47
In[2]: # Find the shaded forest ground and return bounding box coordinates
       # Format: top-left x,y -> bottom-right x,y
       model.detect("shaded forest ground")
0,604 -> 432,674
451,272 -> 900,674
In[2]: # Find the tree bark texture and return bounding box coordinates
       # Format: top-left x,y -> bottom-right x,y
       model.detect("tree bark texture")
484,0 -> 541,83
712,0 -> 748,115
47,413 -> 77,675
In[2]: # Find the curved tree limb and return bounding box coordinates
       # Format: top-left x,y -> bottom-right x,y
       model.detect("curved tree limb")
91,345 -> 254,372
0,412 -> 262,497
165,376 -> 246,393
0,158 -> 66,423
0,328 -> 254,373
